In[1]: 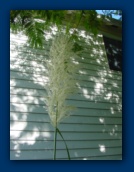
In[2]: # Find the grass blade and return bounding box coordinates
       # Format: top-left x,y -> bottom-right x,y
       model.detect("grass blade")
57,128 -> 71,160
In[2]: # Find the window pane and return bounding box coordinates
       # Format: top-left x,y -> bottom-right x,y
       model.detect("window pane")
103,36 -> 122,72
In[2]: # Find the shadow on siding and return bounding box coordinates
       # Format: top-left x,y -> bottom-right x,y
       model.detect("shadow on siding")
10,30 -> 122,160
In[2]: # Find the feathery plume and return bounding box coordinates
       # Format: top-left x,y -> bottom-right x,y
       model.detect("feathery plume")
45,33 -> 79,127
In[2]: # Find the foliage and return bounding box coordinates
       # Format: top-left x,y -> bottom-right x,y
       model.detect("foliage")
10,10 -> 122,50
10,10 -> 102,49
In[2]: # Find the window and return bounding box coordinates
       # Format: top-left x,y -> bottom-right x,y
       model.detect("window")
103,36 -> 122,72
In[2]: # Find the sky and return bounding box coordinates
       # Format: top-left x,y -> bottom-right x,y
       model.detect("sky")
96,10 -> 121,20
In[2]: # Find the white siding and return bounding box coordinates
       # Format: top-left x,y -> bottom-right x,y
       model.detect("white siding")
10,30 -> 122,160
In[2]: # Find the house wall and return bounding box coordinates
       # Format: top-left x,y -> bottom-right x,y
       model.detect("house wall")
10,29 -> 122,160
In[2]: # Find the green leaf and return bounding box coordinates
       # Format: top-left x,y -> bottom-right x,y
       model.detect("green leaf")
57,128 -> 71,160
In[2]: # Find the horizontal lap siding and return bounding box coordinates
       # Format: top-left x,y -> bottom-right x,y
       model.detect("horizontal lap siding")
10,112 -> 122,124
10,31 -> 122,160
10,87 -> 122,104
10,148 -> 122,160
10,95 -> 122,111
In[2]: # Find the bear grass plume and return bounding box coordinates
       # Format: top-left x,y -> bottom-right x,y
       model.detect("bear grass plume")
45,33 -> 80,128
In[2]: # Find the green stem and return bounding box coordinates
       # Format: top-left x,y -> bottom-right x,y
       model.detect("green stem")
57,128 -> 71,160
53,101 -> 58,160
53,127 -> 57,160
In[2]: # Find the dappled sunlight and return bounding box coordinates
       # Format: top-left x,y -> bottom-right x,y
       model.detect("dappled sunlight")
105,93 -> 113,100
10,23 -> 122,160
92,48 -> 98,54
41,131 -> 51,138
82,88 -> 89,95
72,30 -> 122,159
43,26 -> 60,41
24,128 -> 40,140
110,107 -> 115,114
11,103 -> 28,112
94,83 -> 104,94
72,60 -> 79,65
10,131 -> 22,138
78,30 -> 86,38
10,41 -> 49,88
99,145 -> 106,153
99,118 -> 105,124
112,82 -> 119,87
34,19 -> 46,24
10,31 -> 54,159
96,59 -> 102,64
10,121 -> 27,131
109,128 -> 117,136
83,158 -> 87,160
13,142 -> 20,150
44,33 -> 54,41
110,125 -> 120,135
10,95 -> 45,105
10,32 -> 28,44
78,70 -> 87,75
90,76 -> 107,83
50,25 -> 58,34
